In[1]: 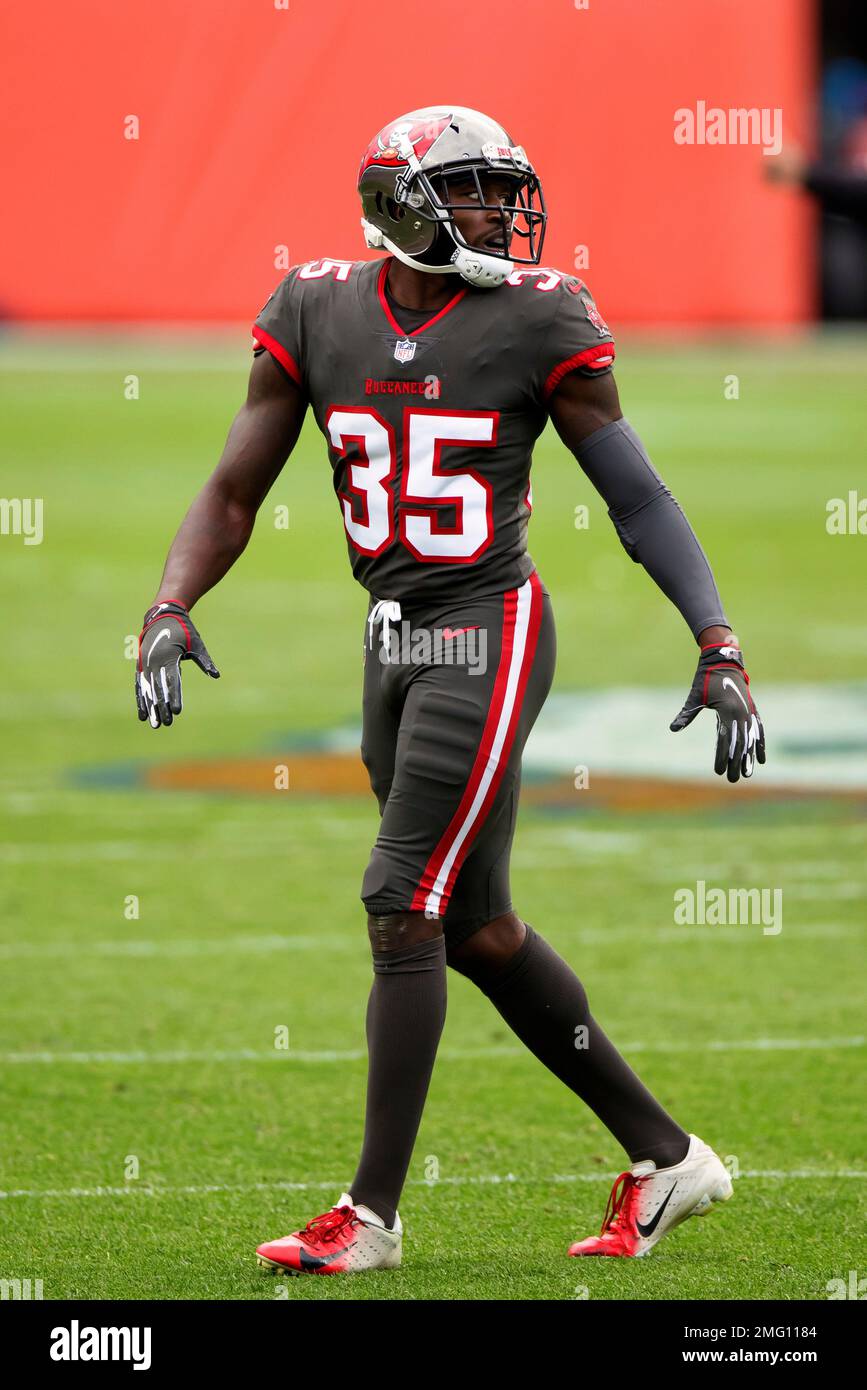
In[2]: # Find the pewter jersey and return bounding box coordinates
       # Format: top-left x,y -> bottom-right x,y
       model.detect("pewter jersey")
253,257 -> 615,606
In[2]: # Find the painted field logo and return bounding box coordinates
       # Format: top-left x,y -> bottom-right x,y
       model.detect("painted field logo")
50,1320 -> 152,1370
674,879 -> 782,936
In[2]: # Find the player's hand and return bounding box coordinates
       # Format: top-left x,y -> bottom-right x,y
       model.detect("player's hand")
136,600 -> 220,728
669,639 -> 765,782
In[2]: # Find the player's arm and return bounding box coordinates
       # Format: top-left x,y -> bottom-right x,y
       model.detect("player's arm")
136,352 -> 306,729
548,370 -> 765,781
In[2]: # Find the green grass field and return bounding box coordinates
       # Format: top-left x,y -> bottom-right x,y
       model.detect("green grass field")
0,331 -> 865,1301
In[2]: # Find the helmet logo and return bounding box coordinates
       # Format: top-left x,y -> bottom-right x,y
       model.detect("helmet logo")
377,121 -> 414,161
393,338 -> 418,364
361,114 -> 451,174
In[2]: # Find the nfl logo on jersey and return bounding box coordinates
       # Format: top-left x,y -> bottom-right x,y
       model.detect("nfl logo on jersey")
394,338 -> 417,365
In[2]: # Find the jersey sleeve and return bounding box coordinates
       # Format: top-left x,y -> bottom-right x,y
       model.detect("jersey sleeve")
252,269 -> 304,388
534,277 -> 616,405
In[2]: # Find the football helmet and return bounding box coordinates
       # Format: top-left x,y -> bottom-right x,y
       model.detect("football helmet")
358,105 -> 547,289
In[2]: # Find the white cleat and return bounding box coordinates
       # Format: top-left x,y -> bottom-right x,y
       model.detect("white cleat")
256,1193 -> 402,1275
568,1133 -> 733,1257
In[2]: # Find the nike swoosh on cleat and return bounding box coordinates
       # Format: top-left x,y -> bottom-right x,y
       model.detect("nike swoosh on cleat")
298,1243 -> 356,1270
635,1183 -> 678,1238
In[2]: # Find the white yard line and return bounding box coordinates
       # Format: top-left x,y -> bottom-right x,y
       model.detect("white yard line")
1,1037 -> 863,1065
0,935 -> 351,959
1,1168 -> 863,1201
1,922 -> 859,961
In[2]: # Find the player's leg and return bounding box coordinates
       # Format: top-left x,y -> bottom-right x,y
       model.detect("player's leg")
438,571 -> 690,1171
446,917 -> 690,1169
257,573 -> 553,1273
446,903 -> 731,1261
256,619 -> 425,1273
347,908 -> 446,1233
347,630 -> 452,1232
445,737 -> 731,1256
352,573 -> 551,1228
256,896 -> 442,1272
445,777 -> 692,1168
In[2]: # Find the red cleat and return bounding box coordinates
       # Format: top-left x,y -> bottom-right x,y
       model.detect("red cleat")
256,1195 -> 402,1275
568,1133 -> 733,1258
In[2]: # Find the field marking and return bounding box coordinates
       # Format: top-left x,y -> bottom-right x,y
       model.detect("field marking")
4,841 -> 864,870
1,1168 -> 864,1201
1,922 -> 861,962
0,934 -> 354,960
0,841 -> 362,865
1,1037 -> 863,1065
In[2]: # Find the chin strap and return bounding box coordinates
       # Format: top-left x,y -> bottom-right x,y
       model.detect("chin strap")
361,217 -> 514,290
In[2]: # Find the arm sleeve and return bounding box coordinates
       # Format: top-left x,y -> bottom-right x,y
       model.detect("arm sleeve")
252,270 -> 304,389
575,418 -> 728,638
534,278 -> 616,404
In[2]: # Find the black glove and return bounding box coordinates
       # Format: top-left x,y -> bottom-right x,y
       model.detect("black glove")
670,638 -> 765,783
136,600 -> 219,728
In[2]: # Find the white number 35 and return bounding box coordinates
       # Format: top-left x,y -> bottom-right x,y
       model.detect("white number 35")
325,407 -> 497,563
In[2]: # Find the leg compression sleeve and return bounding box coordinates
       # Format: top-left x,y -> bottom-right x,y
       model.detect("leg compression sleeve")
350,935 -> 447,1228
483,925 -> 691,1169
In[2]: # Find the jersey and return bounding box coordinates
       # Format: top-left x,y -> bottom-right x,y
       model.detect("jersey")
252,257 -> 615,608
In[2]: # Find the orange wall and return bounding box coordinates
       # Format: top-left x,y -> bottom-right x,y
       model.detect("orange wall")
1,0 -> 813,324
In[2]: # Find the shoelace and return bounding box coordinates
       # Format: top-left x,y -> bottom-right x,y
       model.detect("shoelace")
599,1171 -> 639,1235
367,598 -> 402,651
300,1204 -> 357,1247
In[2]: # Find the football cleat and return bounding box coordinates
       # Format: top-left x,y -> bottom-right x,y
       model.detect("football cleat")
568,1133 -> 733,1258
256,1195 -> 402,1275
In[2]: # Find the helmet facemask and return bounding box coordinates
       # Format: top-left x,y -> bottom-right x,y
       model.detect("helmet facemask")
414,162 -> 547,268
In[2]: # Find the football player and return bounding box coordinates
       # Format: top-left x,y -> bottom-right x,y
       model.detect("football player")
136,107 -> 764,1270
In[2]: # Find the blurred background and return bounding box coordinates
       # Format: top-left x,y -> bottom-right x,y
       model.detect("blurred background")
0,0 -> 864,1302
0,0 -> 818,323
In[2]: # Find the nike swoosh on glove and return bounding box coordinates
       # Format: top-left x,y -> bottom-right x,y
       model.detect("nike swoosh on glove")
670,640 -> 765,783
136,600 -> 219,729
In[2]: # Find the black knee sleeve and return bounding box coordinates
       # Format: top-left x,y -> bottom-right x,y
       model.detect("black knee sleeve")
371,936 -> 446,975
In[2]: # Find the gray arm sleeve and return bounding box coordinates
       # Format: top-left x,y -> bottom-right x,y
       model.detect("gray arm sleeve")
574,418 -> 728,638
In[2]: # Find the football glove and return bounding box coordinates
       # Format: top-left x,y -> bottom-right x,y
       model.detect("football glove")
670,638 -> 765,783
136,600 -> 219,729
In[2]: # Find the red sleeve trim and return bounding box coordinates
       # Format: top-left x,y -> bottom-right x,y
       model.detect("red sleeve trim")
543,342 -> 616,400
252,326 -> 302,386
